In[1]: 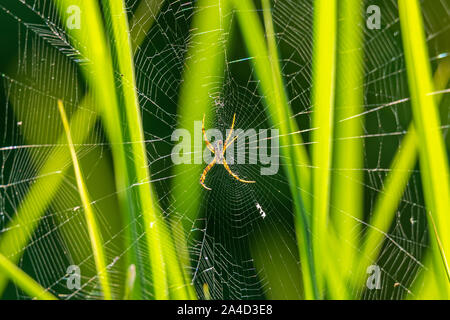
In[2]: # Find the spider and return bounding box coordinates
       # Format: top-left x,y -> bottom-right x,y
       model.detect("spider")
200,113 -> 255,190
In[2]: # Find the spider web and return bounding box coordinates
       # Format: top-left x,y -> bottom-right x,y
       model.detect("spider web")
0,0 -> 449,300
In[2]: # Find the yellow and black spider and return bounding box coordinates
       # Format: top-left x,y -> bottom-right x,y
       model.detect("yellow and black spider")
200,113 -> 255,190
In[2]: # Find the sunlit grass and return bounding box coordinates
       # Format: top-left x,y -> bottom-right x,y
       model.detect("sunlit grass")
55,0 -> 143,297
0,96 -> 97,294
310,0 -> 337,298
173,0 -> 231,239
57,99 -> 112,300
329,0 -> 364,299
0,253 -> 56,300
0,0 -> 168,300
172,0 -> 233,300
399,0 -> 450,295
234,0 -> 316,299
0,0 -> 448,300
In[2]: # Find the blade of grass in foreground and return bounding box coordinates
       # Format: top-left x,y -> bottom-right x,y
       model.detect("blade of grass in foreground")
399,0 -> 450,287
172,0 -> 232,298
57,100 -> 112,300
356,58 -> 450,294
0,98 -> 96,295
173,0 -> 231,232
413,58 -> 450,298
55,0 -> 147,298
105,0 -> 192,299
104,0 -> 168,299
235,0 -> 315,299
0,1 -> 162,298
0,253 -> 56,300
310,0 -> 337,297
328,0 -> 364,299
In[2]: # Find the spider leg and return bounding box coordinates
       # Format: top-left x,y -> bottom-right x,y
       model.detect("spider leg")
222,157 -> 255,184
223,135 -> 238,152
202,114 -> 215,153
224,113 -> 236,146
200,158 -> 217,190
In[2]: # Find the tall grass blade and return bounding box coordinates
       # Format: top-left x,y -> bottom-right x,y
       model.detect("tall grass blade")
235,0 -> 315,298
104,0 -> 178,299
173,0 -> 232,233
55,0 -> 146,298
357,58 -> 450,293
0,253 -> 56,300
0,97 -> 96,295
399,0 -> 450,291
57,100 -> 112,300
0,1 -> 162,298
328,0 -> 364,299
310,0 -> 337,297
172,0 -> 232,298
108,0 -> 195,299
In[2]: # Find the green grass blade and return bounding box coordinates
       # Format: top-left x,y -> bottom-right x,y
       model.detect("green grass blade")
310,0 -> 337,297
356,124 -> 419,284
57,0 -> 167,299
356,57 -> 450,294
235,0 -> 315,299
0,97 -> 96,295
0,253 -> 56,300
57,100 -> 112,300
54,0 -> 141,298
329,0 -> 364,299
172,0 -> 232,298
0,1 -> 161,298
104,0 -> 175,299
399,0 -> 450,289
173,0 -> 232,228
